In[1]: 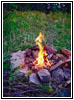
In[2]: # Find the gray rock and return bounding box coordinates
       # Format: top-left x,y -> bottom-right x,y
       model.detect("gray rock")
15,69 -> 28,79
10,50 -> 25,68
52,68 -> 64,82
29,73 -> 40,84
37,69 -> 51,83
63,68 -> 71,80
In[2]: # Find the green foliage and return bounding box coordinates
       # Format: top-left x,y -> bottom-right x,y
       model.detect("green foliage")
38,84 -> 49,91
10,67 -> 15,71
9,77 -> 13,81
9,67 -> 18,82
3,52 -> 10,69
21,44 -> 32,51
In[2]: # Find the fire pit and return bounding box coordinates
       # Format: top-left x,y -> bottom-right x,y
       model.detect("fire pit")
10,32 -> 71,84
4,32 -> 71,97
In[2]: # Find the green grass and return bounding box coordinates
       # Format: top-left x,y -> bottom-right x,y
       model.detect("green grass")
3,10 -> 71,69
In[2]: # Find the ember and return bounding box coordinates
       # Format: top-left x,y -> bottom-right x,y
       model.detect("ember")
33,32 -> 53,68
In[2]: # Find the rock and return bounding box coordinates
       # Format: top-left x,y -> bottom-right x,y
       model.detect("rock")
15,69 -> 28,80
16,69 -> 28,76
10,50 -> 25,68
61,88 -> 71,97
52,68 -> 64,82
63,68 -> 71,80
37,69 -> 51,83
29,73 -> 40,84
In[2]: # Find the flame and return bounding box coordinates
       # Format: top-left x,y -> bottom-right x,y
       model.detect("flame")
33,32 -> 53,68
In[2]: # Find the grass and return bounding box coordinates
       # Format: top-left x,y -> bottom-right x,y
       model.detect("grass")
3,10 -> 71,68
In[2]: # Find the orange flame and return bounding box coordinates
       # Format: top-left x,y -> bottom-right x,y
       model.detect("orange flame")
33,32 -> 53,68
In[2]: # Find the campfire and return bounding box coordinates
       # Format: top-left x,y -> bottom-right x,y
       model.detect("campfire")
33,32 -> 53,69
10,32 -> 71,84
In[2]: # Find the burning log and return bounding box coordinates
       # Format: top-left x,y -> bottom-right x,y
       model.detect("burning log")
44,45 -> 57,54
32,32 -> 53,68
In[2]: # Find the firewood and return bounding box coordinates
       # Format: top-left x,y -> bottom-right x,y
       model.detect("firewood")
65,59 -> 71,67
31,45 -> 39,50
44,45 -> 57,54
50,58 -> 71,71
56,54 -> 67,63
60,49 -> 71,57
32,50 -> 39,59
47,54 -> 53,60
50,60 -> 64,71
25,49 -> 32,57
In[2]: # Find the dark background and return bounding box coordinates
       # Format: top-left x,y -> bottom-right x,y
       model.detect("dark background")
3,3 -> 71,13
